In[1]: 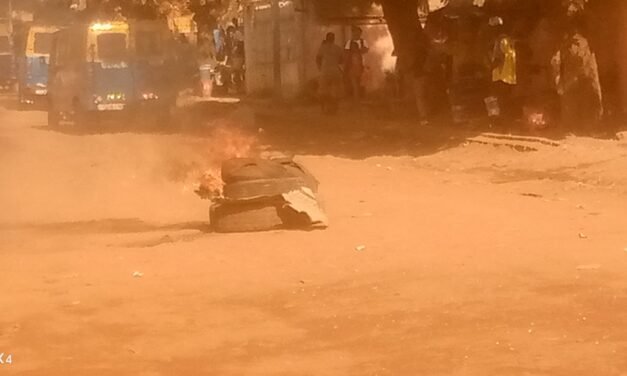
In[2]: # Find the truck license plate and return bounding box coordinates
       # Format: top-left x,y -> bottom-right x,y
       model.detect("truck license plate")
97,103 -> 125,111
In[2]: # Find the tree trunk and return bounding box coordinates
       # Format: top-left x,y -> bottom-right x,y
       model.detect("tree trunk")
271,0 -> 282,99
381,0 -> 429,116
380,0 -> 426,76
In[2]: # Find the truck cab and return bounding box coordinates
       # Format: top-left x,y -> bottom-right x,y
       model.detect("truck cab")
48,20 -> 177,128
17,24 -> 59,106
48,22 -> 134,127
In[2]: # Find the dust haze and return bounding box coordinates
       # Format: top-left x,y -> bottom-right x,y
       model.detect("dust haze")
1,0 -> 627,375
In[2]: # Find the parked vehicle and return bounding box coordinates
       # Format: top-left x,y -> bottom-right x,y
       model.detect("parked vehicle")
0,23 -> 14,90
16,24 -> 59,107
48,21 -> 178,128
129,20 -> 177,125
48,22 -> 134,127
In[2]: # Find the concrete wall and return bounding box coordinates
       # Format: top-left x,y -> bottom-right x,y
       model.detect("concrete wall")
244,0 -> 304,98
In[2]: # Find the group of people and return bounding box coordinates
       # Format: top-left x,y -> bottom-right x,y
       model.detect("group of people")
410,10 -> 605,130
316,26 -> 369,114
195,17 -> 246,95
316,10 -> 605,131
485,14 -> 603,131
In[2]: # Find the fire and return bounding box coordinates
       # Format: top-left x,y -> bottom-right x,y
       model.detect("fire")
194,124 -> 259,199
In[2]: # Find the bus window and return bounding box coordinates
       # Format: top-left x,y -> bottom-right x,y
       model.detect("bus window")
97,33 -> 127,61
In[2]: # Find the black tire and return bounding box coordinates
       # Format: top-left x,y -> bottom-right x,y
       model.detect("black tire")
222,158 -> 317,186
222,158 -> 288,183
210,200 -> 285,233
223,177 -> 316,201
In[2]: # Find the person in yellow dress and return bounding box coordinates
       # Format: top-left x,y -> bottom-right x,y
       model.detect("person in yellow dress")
489,17 -> 517,124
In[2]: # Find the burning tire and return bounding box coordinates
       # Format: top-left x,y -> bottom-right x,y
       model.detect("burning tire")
222,158 -> 292,183
210,199 -> 285,233
223,177 -> 316,201
221,158 -> 318,197
207,158 -> 327,233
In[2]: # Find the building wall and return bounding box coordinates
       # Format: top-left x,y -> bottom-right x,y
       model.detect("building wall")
244,0 -> 304,98
244,0 -> 395,99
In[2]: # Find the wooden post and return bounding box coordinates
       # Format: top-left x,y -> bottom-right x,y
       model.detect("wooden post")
271,0 -> 282,99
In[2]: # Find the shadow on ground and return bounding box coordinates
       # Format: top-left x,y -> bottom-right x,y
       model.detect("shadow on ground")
0,218 -> 211,235
253,101 -> 626,160
3,91 -> 624,160
254,105 -> 471,159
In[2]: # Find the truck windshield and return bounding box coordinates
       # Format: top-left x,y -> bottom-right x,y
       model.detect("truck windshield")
0,36 -> 10,53
34,33 -> 53,55
136,31 -> 162,57
97,33 -> 127,61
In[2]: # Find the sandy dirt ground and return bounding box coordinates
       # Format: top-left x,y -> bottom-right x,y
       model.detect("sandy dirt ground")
0,103 -> 626,375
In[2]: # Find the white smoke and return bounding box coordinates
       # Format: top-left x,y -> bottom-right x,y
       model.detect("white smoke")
372,34 -> 397,73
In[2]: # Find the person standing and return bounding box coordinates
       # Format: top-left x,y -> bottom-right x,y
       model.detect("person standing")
344,26 -> 369,101
317,32 -> 344,114
231,17 -> 244,43
552,17 -> 603,131
489,17 -> 517,124
226,25 -> 245,93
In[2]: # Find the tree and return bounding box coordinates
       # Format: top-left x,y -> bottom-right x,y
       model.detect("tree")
380,0 -> 425,76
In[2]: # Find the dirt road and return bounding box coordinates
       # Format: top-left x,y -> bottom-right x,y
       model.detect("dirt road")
1,105 -> 626,375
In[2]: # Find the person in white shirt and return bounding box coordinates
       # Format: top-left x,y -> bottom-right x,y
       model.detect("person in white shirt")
344,26 -> 369,101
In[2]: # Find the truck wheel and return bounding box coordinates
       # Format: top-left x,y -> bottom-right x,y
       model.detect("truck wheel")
210,201 -> 285,233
